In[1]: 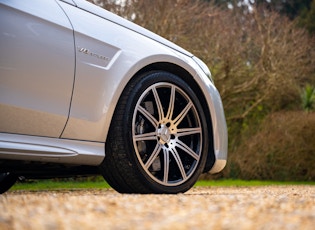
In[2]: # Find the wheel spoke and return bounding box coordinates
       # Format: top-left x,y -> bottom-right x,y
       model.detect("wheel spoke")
165,85 -> 175,120
138,105 -> 159,127
169,147 -> 187,180
152,87 -> 164,121
176,139 -> 200,161
162,148 -> 170,183
134,132 -> 157,141
173,101 -> 193,126
176,127 -> 201,137
144,144 -> 162,169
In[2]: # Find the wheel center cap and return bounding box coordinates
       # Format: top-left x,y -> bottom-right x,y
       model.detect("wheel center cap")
158,125 -> 171,143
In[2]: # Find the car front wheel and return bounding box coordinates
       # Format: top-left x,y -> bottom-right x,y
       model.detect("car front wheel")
99,71 -> 208,194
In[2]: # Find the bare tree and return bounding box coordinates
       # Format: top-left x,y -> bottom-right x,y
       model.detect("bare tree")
91,0 -> 315,146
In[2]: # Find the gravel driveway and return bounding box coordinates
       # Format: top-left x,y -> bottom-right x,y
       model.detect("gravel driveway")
1,186 -> 314,230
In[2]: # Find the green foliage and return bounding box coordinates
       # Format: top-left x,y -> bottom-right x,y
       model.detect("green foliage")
301,84 -> 315,111
255,0 -> 313,19
298,0 -> 315,34
205,0 -> 315,34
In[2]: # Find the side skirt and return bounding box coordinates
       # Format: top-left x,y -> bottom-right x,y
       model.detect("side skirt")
0,133 -> 105,166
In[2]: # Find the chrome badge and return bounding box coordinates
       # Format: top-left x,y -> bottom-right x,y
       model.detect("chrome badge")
77,46 -> 110,62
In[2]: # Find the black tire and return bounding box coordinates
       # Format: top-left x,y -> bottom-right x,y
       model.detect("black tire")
99,71 -> 208,194
0,172 -> 17,194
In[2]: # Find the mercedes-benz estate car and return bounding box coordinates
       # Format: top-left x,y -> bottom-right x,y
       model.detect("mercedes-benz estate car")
0,0 -> 227,194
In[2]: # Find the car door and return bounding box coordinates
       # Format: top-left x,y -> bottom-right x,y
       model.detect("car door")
0,0 -> 75,137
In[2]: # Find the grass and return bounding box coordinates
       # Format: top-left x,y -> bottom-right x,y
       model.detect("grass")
11,180 -> 111,191
195,179 -> 315,187
10,179 -> 314,192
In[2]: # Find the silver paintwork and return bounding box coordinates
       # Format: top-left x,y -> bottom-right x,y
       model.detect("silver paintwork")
0,0 -> 227,173
0,133 -> 104,165
0,0 -> 74,137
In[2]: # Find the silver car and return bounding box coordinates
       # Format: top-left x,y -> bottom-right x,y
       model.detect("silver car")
0,0 -> 227,194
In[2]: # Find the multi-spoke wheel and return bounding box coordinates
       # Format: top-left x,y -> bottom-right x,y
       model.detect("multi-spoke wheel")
99,71 -> 208,194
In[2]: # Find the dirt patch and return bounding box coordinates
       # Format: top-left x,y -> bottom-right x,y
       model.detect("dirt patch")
1,186 -> 314,229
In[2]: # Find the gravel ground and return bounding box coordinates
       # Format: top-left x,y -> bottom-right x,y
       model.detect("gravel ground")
0,186 -> 314,230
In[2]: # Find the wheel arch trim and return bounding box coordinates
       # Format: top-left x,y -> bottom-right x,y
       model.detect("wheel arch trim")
108,59 -> 228,173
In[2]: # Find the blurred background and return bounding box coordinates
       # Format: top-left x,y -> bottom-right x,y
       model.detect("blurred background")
89,0 -> 315,182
